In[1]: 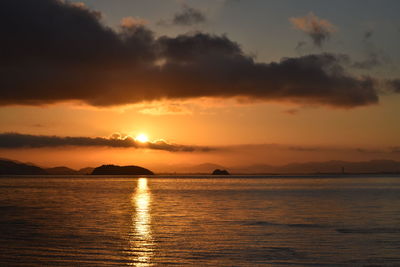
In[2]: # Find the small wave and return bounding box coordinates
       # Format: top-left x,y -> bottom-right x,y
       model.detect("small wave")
336,228 -> 400,234
242,221 -> 279,226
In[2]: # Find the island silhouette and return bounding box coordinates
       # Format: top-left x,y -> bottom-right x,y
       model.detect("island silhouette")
212,169 -> 230,175
91,164 -> 154,175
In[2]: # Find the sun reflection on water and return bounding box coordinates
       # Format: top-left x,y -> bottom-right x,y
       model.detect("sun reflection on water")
128,178 -> 153,266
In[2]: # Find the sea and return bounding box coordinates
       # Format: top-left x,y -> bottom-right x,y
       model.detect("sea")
0,175 -> 399,266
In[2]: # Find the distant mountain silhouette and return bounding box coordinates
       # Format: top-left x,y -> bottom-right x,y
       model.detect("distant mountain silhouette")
192,163 -> 226,173
45,166 -> 79,175
45,166 -> 94,175
212,169 -> 230,175
231,160 -> 400,174
1,158 -> 400,175
155,162 -> 227,174
0,159 -> 47,175
154,160 -> 400,174
91,165 -> 154,175
78,167 -> 94,175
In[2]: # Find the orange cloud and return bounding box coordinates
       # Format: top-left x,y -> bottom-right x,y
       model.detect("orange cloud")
120,16 -> 148,28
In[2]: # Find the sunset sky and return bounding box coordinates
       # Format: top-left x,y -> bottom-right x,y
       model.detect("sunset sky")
0,0 -> 399,170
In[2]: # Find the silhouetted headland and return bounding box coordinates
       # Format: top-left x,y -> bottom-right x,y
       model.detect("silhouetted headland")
212,169 -> 230,175
91,165 -> 154,175
0,159 -> 47,175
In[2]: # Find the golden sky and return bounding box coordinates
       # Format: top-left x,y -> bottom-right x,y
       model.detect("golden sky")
0,0 -> 399,170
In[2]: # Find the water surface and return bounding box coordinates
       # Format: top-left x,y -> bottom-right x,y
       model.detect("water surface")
0,176 -> 399,266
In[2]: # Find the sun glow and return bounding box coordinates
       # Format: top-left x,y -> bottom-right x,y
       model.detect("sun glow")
135,133 -> 149,143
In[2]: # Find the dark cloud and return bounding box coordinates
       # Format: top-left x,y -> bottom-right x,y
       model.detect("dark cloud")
157,5 -> 206,27
0,133 -> 212,152
172,5 -> 206,26
288,146 -> 324,152
351,30 -> 387,70
225,144 -> 399,156
0,0 -> 381,108
1,132 -> 398,157
352,51 -> 383,69
363,30 -> 373,41
290,12 -> 337,47
387,79 -> 400,93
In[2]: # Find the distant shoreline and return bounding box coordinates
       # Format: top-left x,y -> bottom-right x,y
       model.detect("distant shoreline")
2,158 -> 400,177
1,173 -> 400,178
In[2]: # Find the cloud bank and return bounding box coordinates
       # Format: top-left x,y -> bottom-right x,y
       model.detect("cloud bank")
0,133 -> 212,152
0,0 -> 387,108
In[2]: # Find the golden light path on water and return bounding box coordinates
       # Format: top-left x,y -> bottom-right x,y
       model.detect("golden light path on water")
128,178 -> 153,266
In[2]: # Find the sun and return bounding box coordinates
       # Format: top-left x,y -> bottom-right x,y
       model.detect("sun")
135,133 -> 149,143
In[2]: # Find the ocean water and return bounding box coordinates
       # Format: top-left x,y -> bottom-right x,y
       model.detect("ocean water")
0,176 -> 400,266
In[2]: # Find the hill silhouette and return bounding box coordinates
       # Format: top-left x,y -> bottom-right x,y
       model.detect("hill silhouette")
78,167 -> 94,175
45,166 -> 78,175
0,159 -> 47,175
45,167 -> 95,175
91,165 -> 154,175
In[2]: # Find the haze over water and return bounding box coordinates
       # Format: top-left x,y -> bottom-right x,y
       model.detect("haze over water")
0,176 -> 400,266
